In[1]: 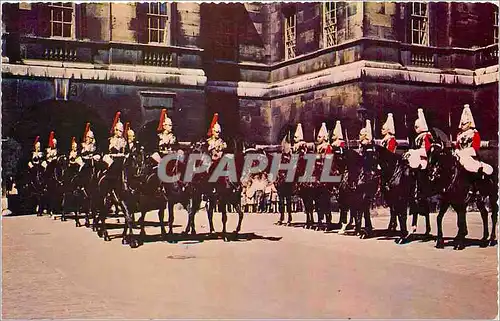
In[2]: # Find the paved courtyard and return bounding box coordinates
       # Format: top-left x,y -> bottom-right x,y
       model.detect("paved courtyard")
2,209 -> 498,319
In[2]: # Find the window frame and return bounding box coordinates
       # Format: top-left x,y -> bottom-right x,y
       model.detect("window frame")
409,2 -> 429,46
284,12 -> 297,60
147,2 -> 170,45
49,2 -> 75,39
322,2 -> 338,48
494,7 -> 498,44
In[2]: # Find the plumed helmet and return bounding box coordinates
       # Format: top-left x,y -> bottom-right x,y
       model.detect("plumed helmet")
317,122 -> 328,141
382,113 -> 395,135
459,104 -> 476,129
294,123 -> 304,142
332,120 -> 343,140
414,108 -> 429,132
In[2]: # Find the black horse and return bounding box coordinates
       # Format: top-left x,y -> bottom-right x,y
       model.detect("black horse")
183,139 -> 245,241
333,147 -> 380,238
94,155 -> 138,247
427,142 -> 498,250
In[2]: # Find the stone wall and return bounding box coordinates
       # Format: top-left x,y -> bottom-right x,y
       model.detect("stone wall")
1,76 -> 206,142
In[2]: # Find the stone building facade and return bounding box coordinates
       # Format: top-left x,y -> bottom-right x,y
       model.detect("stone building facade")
2,2 -> 499,152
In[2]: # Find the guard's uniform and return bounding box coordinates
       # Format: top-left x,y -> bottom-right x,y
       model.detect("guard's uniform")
44,131 -> 58,169
103,112 -> 126,170
29,136 -> 43,169
359,120 -> 379,184
206,114 -> 228,184
455,104 -> 493,175
331,121 -> 346,156
405,109 -> 433,169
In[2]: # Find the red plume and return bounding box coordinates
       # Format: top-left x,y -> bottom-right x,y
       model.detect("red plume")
207,113 -> 219,137
158,109 -> 167,132
124,122 -> 130,138
33,136 -> 40,147
71,136 -> 76,146
48,131 -> 55,149
110,111 -> 121,135
83,122 -> 90,140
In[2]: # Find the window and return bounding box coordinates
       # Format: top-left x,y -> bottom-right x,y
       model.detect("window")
54,78 -> 70,101
494,7 -> 498,44
323,2 -> 338,48
213,20 -> 238,61
284,13 -> 296,60
49,3 -> 74,38
147,2 -> 169,44
410,2 -> 429,45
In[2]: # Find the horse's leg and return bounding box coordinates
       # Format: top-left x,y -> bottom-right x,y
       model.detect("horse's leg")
409,203 -> 418,235
361,201 -> 373,239
138,209 -> 147,239
489,194 -> 498,246
453,204 -> 468,250
423,200 -> 431,237
276,195 -> 284,225
234,203 -> 244,234
221,203 -> 228,241
286,195 -> 293,225
157,204 -> 168,239
476,197 -> 489,247
338,205 -> 348,235
121,199 -> 138,248
207,195 -> 216,234
396,203 -> 409,244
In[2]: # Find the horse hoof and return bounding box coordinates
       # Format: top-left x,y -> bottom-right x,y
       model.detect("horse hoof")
435,240 -> 445,249
489,239 -> 498,247
275,221 -> 282,226
75,222 -> 80,228
122,238 -> 128,245
130,240 -> 139,248
453,243 -> 465,251
104,236 -> 111,242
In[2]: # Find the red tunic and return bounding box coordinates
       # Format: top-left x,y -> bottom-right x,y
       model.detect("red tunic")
456,130 -> 480,152
415,132 -> 432,152
382,136 -> 397,153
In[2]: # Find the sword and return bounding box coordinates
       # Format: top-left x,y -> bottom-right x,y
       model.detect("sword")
404,113 -> 409,145
448,111 -> 453,142
345,128 -> 350,149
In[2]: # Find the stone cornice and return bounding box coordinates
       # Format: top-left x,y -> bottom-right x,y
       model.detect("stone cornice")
1,63 -> 207,88
206,60 -> 499,99
2,59 -> 497,98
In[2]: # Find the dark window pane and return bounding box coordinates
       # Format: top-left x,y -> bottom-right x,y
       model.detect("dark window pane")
160,18 -> 165,29
63,10 -> 72,22
160,3 -> 167,15
151,30 -> 158,42
53,22 -> 62,36
53,9 -> 62,21
63,24 -> 71,37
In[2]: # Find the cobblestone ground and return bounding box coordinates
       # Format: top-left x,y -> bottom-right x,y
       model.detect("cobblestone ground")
2,209 -> 498,319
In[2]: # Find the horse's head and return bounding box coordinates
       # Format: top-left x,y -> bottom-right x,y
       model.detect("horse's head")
427,141 -> 450,183
126,146 -> 146,179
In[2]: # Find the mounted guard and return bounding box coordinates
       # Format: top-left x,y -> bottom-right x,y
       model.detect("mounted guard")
44,131 -> 58,169
206,113 -> 227,162
124,122 -> 142,156
359,120 -> 380,183
316,122 -> 333,155
292,123 -> 307,154
152,109 -> 180,164
454,104 -> 493,177
103,111 -> 127,168
331,120 -> 346,155
28,136 -> 43,169
404,108 -> 433,169
380,113 -> 397,153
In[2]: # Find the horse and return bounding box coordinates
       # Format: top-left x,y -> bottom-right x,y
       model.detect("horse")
427,142 -> 498,250
183,139 -> 245,241
332,147 -> 379,238
93,154 -> 138,248
373,145 -> 417,242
